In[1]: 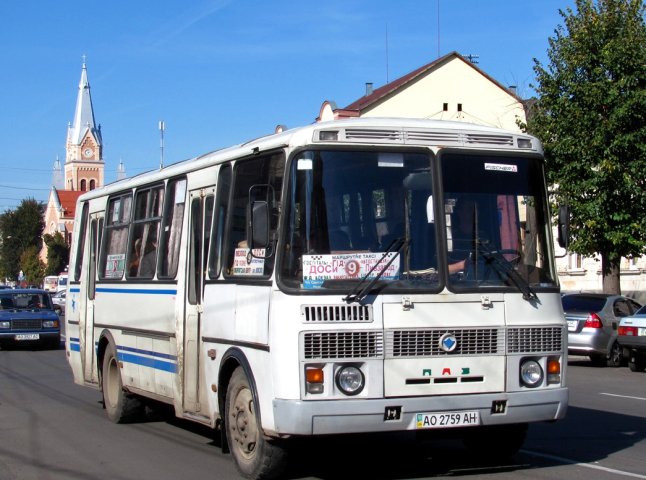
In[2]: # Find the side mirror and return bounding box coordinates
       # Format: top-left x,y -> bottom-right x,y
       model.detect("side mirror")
557,205 -> 570,249
250,201 -> 269,249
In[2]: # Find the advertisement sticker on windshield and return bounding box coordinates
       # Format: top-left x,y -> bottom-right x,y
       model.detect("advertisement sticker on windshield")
302,252 -> 400,289
484,163 -> 518,173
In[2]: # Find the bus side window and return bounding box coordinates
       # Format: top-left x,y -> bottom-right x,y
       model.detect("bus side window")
208,166 -> 231,279
100,194 -> 132,279
128,185 -> 165,279
159,178 -> 187,279
74,202 -> 89,282
225,153 -> 285,277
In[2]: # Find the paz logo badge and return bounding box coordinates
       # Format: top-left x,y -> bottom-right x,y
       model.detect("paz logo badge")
439,332 -> 457,353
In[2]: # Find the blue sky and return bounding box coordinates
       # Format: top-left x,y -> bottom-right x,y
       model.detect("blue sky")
0,0 -> 574,211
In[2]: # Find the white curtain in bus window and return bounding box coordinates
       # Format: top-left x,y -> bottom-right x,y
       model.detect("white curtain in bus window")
102,195 -> 132,279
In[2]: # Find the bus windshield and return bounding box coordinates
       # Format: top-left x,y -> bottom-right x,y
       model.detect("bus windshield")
279,149 -> 557,294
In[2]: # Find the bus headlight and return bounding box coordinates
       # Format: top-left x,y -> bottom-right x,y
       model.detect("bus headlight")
520,359 -> 543,388
335,365 -> 365,396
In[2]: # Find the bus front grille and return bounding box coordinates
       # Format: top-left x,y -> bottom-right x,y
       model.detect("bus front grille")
506,326 -> 564,354
386,328 -> 504,357
302,331 -> 384,359
301,304 -> 373,323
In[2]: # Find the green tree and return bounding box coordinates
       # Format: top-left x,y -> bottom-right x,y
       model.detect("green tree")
526,0 -> 646,294
20,246 -> 45,287
43,232 -> 70,276
0,198 -> 45,281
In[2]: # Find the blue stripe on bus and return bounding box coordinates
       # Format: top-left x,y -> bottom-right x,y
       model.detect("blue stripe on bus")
96,287 -> 177,295
69,337 -> 81,352
70,287 -> 81,293
117,347 -> 177,373
117,345 -> 176,361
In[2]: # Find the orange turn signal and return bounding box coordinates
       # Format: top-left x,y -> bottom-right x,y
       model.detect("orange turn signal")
306,368 -> 324,384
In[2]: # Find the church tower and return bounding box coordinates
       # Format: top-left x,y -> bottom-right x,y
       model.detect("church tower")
65,60 -> 104,191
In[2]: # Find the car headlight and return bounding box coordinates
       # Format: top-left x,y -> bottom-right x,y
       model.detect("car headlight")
335,365 -> 365,396
0,321 -> 9,329
42,320 -> 59,328
520,359 -> 544,388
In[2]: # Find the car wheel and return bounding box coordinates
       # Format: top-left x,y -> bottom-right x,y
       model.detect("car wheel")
606,341 -> 623,368
628,353 -> 646,373
225,367 -> 287,479
101,342 -> 144,423
589,354 -> 607,367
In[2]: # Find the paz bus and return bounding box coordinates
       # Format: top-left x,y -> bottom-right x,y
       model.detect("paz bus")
66,117 -> 568,479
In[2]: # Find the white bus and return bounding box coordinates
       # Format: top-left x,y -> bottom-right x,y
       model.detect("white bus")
43,275 -> 58,293
57,272 -> 68,292
66,118 -> 568,479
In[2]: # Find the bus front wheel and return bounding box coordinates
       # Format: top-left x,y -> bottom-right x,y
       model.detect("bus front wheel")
225,367 -> 287,479
101,342 -> 143,423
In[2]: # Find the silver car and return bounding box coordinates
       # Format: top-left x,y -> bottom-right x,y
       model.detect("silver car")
618,305 -> 646,372
51,289 -> 66,315
563,293 -> 642,367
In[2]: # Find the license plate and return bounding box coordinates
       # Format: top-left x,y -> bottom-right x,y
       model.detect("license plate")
15,333 -> 40,341
567,320 -> 577,331
416,410 -> 480,429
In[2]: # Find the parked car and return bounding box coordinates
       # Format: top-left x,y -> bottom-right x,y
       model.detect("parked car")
562,293 -> 642,367
0,289 -> 61,349
51,289 -> 66,315
617,305 -> 646,372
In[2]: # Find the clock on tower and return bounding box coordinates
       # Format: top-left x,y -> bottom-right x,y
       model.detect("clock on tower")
83,147 -> 93,159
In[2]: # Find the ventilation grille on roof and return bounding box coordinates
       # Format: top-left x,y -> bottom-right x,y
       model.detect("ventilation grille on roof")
331,127 -> 516,148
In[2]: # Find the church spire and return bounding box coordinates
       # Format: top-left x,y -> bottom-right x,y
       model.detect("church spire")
67,59 -> 102,147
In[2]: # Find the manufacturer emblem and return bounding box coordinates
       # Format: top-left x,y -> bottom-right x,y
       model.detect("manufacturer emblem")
439,333 -> 457,352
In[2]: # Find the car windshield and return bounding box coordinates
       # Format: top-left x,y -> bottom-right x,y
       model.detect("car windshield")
0,292 -> 53,310
279,149 -> 557,295
561,295 -> 607,313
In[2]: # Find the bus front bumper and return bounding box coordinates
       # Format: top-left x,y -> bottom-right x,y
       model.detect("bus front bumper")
271,387 -> 568,436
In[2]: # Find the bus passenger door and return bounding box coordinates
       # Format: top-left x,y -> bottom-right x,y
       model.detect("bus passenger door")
184,188 -> 214,415
81,213 -> 102,383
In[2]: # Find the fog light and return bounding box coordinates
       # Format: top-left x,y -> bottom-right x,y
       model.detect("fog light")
335,365 -> 365,396
520,359 -> 543,388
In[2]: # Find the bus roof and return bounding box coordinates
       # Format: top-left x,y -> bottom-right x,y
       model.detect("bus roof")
74,117 -> 541,203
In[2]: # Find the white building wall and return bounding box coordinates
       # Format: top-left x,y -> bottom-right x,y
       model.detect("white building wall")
361,58 -> 526,132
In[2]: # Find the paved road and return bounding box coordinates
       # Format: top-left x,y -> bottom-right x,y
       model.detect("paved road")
0,340 -> 645,480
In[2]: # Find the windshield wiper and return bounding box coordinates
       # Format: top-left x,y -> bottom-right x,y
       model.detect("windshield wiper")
343,237 -> 406,304
476,241 -> 538,302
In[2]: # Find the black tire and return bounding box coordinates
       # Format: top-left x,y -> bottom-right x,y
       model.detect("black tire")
225,367 -> 287,480
628,353 -> 646,372
463,423 -> 528,460
589,354 -> 607,367
101,342 -> 143,423
606,341 -> 623,368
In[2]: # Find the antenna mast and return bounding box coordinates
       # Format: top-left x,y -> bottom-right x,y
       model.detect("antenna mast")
159,120 -> 165,170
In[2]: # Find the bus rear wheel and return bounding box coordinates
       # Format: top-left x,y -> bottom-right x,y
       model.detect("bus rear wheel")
101,342 -> 143,423
225,367 -> 287,479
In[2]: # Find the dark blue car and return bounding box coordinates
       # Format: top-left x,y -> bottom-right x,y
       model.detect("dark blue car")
0,289 -> 61,349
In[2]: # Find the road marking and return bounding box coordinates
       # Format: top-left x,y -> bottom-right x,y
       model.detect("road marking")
522,450 -> 646,479
601,392 -> 646,402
